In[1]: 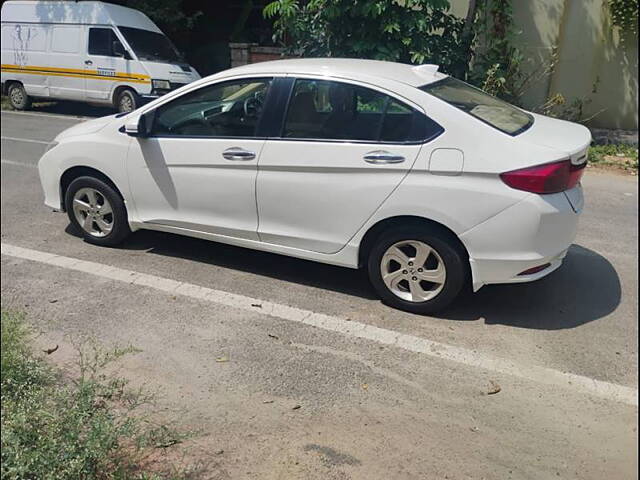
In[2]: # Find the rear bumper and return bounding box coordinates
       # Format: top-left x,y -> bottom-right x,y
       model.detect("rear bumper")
462,185 -> 583,291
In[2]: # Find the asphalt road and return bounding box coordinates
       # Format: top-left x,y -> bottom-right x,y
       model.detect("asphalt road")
1,109 -> 638,479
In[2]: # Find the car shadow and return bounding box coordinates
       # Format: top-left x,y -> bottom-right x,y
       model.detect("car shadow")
66,226 -> 378,300
437,244 -> 622,329
67,226 -> 621,330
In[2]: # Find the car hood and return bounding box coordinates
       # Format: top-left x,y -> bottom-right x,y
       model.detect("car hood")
139,60 -> 200,85
55,114 -> 119,141
518,113 -> 592,156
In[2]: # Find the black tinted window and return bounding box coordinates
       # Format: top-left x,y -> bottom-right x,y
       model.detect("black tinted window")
151,78 -> 272,138
88,28 -> 122,57
283,79 -> 442,143
118,26 -> 182,63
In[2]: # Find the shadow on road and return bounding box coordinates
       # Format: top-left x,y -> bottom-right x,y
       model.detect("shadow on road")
68,226 -> 378,300
3,100 -> 113,118
69,226 -> 621,330
440,245 -> 622,329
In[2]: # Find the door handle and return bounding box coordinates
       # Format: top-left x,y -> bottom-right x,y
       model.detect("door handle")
222,147 -> 256,161
84,60 -> 93,65
363,150 -> 405,164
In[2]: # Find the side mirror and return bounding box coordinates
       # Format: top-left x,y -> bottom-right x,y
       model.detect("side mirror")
124,112 -> 153,138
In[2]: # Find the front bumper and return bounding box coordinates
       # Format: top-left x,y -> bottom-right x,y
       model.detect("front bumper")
462,185 -> 583,291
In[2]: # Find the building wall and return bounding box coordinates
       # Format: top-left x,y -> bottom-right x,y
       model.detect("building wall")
450,0 -> 638,130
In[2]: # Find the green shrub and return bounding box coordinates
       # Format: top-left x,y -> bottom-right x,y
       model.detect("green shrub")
1,310 -> 191,480
589,144 -> 638,172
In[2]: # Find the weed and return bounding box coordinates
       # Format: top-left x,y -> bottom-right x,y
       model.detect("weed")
1,309 -> 198,480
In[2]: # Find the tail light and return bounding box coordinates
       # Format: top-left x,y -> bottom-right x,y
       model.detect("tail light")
500,159 -> 586,194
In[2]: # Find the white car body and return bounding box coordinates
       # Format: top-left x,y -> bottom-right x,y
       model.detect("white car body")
37,58 -> 590,293
1,1 -> 200,106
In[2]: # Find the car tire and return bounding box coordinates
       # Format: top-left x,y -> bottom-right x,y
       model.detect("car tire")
7,83 -> 32,110
65,176 -> 131,247
367,226 -> 468,314
115,88 -> 139,113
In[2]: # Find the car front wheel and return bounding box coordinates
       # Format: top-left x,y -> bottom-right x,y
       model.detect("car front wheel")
367,226 -> 468,314
65,176 -> 131,246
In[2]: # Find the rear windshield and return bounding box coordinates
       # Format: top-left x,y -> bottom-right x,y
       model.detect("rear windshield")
118,26 -> 183,64
420,77 -> 533,135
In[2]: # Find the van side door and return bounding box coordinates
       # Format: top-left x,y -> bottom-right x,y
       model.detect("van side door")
48,24 -> 85,100
84,27 -> 131,103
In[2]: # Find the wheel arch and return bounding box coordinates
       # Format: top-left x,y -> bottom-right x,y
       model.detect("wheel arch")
59,166 -> 124,212
2,79 -> 22,95
357,215 -> 470,268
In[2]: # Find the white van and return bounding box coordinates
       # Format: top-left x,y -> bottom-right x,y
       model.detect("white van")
1,1 -> 200,112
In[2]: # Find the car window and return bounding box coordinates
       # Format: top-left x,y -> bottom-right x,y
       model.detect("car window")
283,79 -> 441,143
88,28 -> 123,57
420,77 -> 533,135
150,78 -> 272,138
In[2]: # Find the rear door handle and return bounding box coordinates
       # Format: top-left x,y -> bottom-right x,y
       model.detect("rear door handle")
363,150 -> 405,164
222,147 -> 256,161
84,60 -> 93,65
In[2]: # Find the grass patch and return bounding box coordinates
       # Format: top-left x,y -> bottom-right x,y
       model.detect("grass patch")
589,144 -> 638,173
1,309 -> 198,479
1,95 -> 13,111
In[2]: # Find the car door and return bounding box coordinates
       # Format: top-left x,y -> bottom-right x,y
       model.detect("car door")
125,77 -> 273,240
84,27 -> 130,102
256,78 -> 443,254
48,25 -> 85,100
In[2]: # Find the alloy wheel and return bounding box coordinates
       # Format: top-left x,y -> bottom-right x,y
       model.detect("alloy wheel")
380,240 -> 446,302
72,187 -> 114,237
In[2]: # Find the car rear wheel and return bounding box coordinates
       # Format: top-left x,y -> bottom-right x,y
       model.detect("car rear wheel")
115,88 -> 138,113
7,83 -> 31,110
367,226 -> 468,314
65,176 -> 131,246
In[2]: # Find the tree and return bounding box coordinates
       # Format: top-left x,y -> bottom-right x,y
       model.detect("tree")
264,0 -> 465,73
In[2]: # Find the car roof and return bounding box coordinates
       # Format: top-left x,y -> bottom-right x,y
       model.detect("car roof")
225,58 -> 448,88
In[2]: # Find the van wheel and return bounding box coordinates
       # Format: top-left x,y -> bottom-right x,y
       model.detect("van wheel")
65,176 -> 131,247
367,226 -> 468,314
7,83 -> 31,110
115,89 -> 138,113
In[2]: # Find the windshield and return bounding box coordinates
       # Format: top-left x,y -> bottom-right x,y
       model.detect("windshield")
118,26 -> 183,64
420,77 -> 533,135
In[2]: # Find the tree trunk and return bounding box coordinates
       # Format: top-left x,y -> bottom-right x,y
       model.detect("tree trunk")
458,0 -> 480,78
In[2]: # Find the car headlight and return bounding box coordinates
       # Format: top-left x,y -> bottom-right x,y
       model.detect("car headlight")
152,79 -> 171,90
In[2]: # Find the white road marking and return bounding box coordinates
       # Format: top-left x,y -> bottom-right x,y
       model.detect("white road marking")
1,242 -> 638,407
1,159 -> 35,168
1,136 -> 51,145
1,110 -> 87,121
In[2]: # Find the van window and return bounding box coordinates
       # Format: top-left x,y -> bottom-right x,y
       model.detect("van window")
118,26 -> 182,63
88,28 -> 123,57
2,25 -> 47,52
51,26 -> 80,54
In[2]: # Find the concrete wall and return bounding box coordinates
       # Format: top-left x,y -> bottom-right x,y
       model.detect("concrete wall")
450,0 -> 638,130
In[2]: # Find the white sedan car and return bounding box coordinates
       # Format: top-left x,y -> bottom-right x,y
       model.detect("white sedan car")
38,59 -> 590,313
